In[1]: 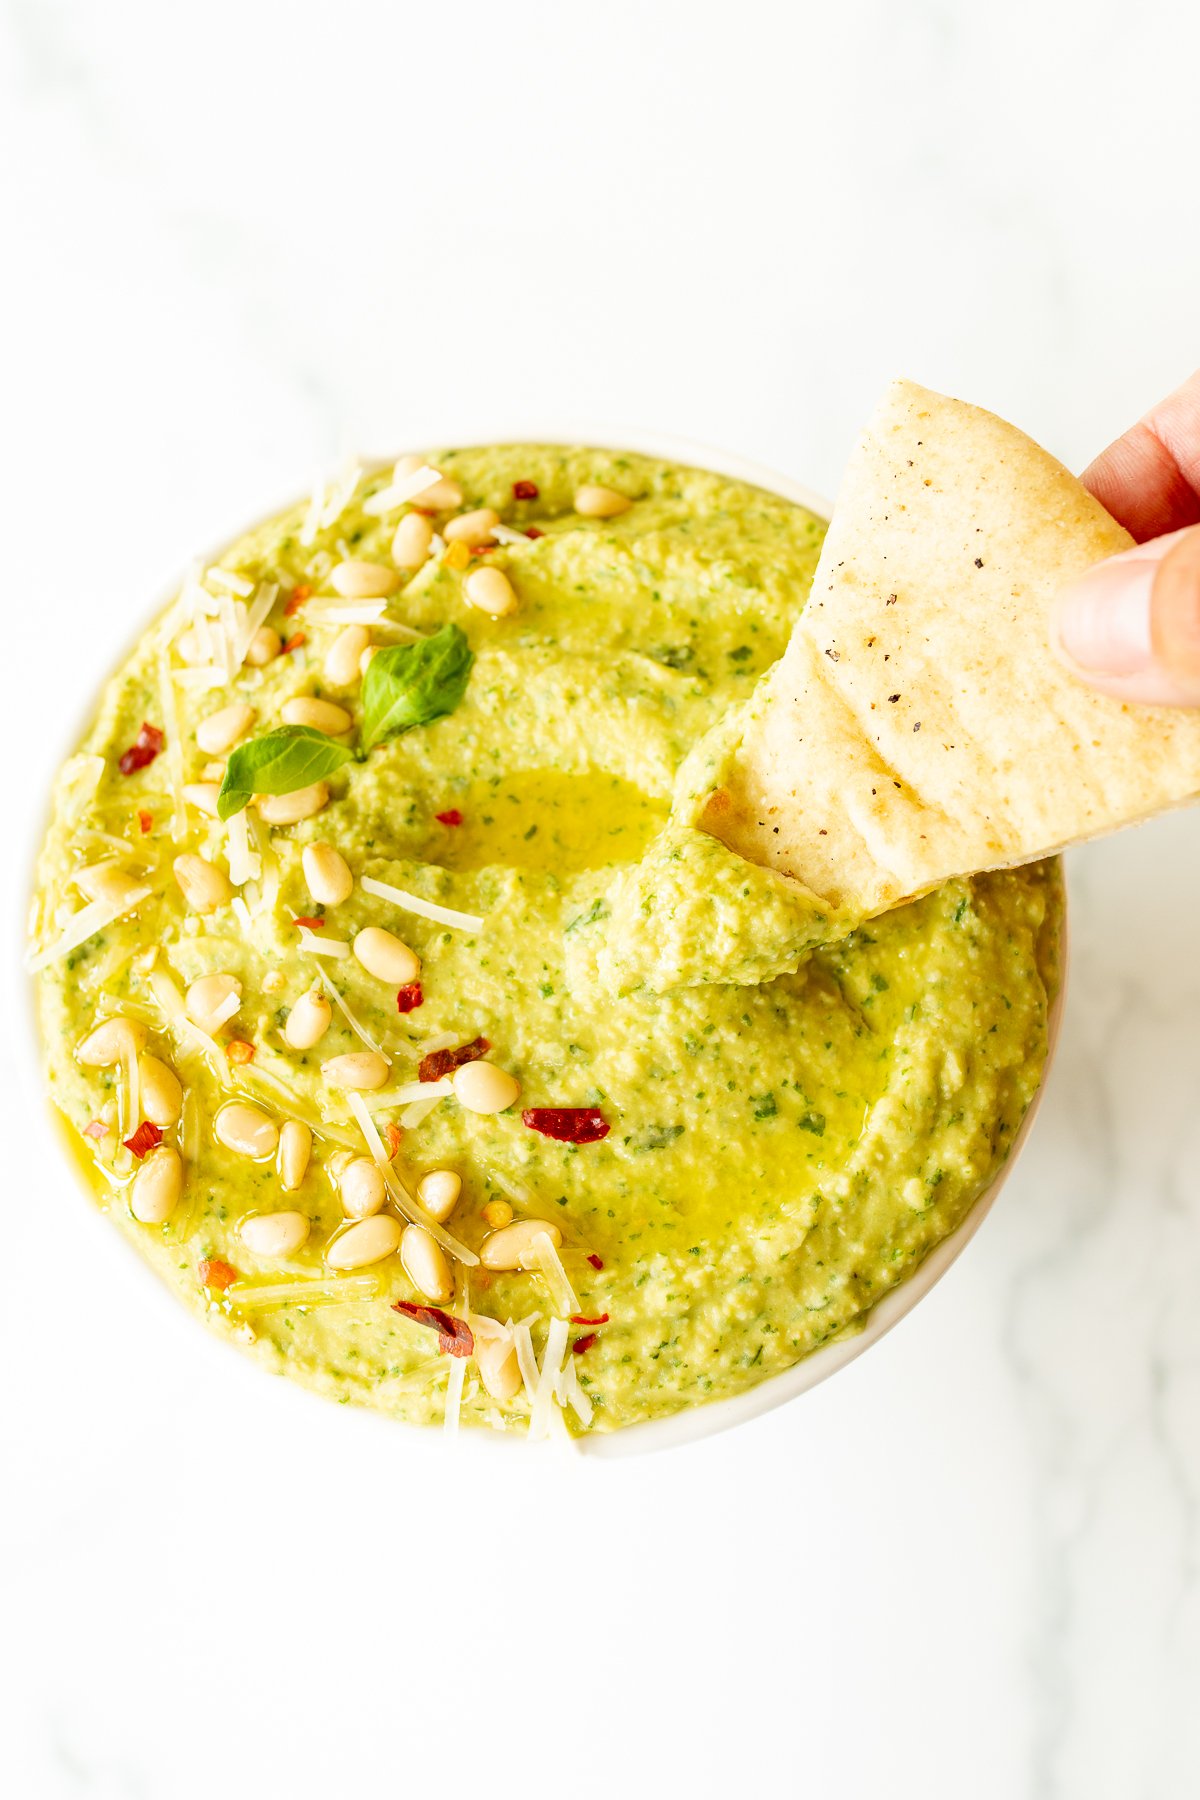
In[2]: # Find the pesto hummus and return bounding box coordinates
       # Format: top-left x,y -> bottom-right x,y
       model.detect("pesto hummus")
30,447 -> 1062,1437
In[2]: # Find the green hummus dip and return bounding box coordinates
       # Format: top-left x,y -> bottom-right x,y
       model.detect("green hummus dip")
31,447 -> 1063,1436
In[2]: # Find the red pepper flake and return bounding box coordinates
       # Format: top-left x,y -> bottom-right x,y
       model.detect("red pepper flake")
227,1039 -> 255,1064
471,543 -> 497,555
137,809 -> 153,834
391,1300 -> 475,1358
281,631 -> 307,654
118,722 -> 164,776
199,1258 -> 239,1291
572,1333 -> 598,1356
525,527 -> 544,540
284,583 -> 311,616
522,1106 -> 609,1144
435,809 -> 464,827
83,1119 -> 107,1141
569,1313 -> 609,1327
586,1253 -> 604,1271
513,479 -> 539,501
123,1120 -> 163,1159
418,1035 -> 491,1085
396,982 -> 424,1014
294,916 -> 325,931
412,505 -> 437,518
384,1123 -> 403,1159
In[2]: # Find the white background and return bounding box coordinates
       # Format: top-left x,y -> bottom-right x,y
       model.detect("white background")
3,3 -> 1199,1796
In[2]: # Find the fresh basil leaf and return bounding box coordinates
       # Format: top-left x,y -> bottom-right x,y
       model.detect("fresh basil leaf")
217,726 -> 355,820
360,624 -> 474,754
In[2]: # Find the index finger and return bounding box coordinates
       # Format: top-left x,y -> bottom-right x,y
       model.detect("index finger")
1081,368 -> 1200,542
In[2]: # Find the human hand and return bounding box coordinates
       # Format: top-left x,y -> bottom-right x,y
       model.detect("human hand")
1053,370 -> 1200,704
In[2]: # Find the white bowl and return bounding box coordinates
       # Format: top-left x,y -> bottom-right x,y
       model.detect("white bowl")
26,431 -> 1066,1458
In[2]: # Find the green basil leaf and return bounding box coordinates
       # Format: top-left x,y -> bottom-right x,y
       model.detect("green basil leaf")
359,624 -> 474,754
217,726 -> 355,821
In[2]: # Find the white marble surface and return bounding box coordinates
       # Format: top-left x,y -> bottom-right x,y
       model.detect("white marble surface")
3,3 -> 1198,1795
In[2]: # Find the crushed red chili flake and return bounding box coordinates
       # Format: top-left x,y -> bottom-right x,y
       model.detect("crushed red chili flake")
284,583 -> 311,616
199,1258 -> 239,1291
418,1036 -> 491,1085
391,1301 -> 474,1358
396,982 -> 423,1014
435,809 -> 464,827
294,916 -> 325,930
569,1313 -> 609,1326
524,527 -> 544,539
586,1253 -> 604,1271
513,478 -> 539,501
572,1333 -> 598,1356
522,1107 -> 609,1144
123,1120 -> 163,1159
470,543 -> 497,555
227,1039 -> 255,1064
384,1123 -> 403,1159
281,631 -> 306,654
138,809 -> 153,834
412,505 -> 436,517
118,722 -> 164,776
83,1119 -> 107,1141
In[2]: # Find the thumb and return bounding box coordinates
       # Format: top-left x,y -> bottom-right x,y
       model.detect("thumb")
1052,523 -> 1200,705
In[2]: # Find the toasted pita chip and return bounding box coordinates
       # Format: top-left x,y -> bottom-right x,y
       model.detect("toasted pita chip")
696,378 -> 1200,912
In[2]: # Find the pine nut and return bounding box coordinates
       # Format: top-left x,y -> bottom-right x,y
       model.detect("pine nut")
322,1050 -> 390,1090
479,1218 -> 562,1271
282,696 -> 353,735
340,1157 -> 386,1219
353,927 -> 419,985
77,1017 -> 148,1067
360,647 -> 378,675
452,1060 -> 520,1115
326,1214 -> 403,1270
246,625 -> 282,666
240,1210 -> 310,1258
400,1224 -> 452,1304
75,866 -> 146,908
176,627 -> 207,665
407,471 -> 463,511
174,853 -> 235,913
256,782 -> 329,825
324,624 -> 370,687
278,1120 -> 312,1191
474,1330 -> 522,1402
416,1168 -> 461,1223
444,507 -> 500,546
197,702 -> 256,756
463,566 -> 517,618
139,1054 -> 183,1127
284,987 -> 332,1050
130,1147 -> 183,1224
574,484 -> 631,518
302,842 -> 353,908
331,560 -> 400,599
391,512 -> 434,568
182,782 -> 222,817
214,1102 -> 279,1160
186,973 -> 241,1035
481,1199 -> 513,1229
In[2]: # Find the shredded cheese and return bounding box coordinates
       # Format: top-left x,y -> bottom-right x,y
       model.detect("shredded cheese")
318,974 -> 386,1056
231,896 -> 254,934
149,965 -> 230,1085
491,523 -> 531,547
400,1096 -> 441,1129
362,463 -> 444,517
155,650 -> 186,841
306,599 -> 388,626
529,1318 -> 570,1441
345,1092 -> 478,1266
360,874 -> 483,934
390,1079 -> 454,1104
206,567 -> 254,597
559,1356 -> 594,1428
209,991 -> 242,1032
298,928 -> 350,958
529,1231 -> 578,1316
512,1320 -> 540,1402
235,581 -> 279,666
27,886 -> 152,973
225,809 -> 261,887
443,1355 -> 467,1437
228,1274 -> 381,1308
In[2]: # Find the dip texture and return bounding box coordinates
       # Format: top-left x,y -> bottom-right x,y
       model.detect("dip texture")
31,447 -> 1063,1436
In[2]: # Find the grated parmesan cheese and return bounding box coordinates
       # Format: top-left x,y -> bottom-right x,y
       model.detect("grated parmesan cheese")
318,974 -> 386,1056
345,1092 -> 478,1266
225,809 -> 261,887
512,1320 -> 540,1402
559,1356 -> 594,1428
155,651 -> 186,841
491,523 -> 532,547
149,964 -> 230,1086
27,886 -> 152,973
529,1317 -> 570,1441
529,1231 -> 579,1317
399,1096 -> 441,1129
361,463 -> 444,517
234,581 -> 279,666
360,874 -> 484,934
298,927 -> 350,959
206,567 -> 254,597
228,1274 -> 381,1308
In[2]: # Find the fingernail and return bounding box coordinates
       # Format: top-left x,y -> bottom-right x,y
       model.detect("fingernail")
1053,558 -> 1157,675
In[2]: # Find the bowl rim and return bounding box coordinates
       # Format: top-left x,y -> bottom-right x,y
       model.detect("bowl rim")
23,428 -> 1067,1459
